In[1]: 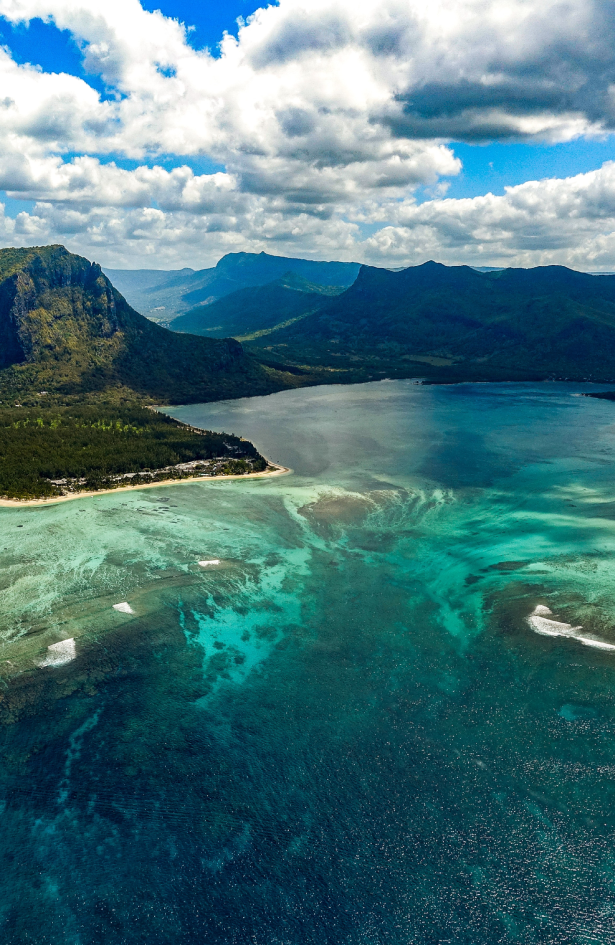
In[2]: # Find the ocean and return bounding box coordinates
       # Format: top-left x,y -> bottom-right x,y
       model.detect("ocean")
1,380 -> 615,943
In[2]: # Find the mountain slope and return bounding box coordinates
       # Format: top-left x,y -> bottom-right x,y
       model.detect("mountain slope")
245,261 -> 615,382
170,272 -> 344,338
104,252 -> 360,322
0,245 -> 288,405
102,267 -> 196,322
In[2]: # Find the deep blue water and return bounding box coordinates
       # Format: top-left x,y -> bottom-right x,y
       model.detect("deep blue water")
1,381 -> 615,943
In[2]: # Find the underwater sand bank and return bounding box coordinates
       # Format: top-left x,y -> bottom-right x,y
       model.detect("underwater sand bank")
0,462 -> 291,508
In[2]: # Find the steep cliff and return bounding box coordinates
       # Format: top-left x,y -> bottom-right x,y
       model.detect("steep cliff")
0,245 -> 285,404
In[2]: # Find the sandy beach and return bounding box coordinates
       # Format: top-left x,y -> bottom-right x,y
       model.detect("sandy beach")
0,462 -> 291,508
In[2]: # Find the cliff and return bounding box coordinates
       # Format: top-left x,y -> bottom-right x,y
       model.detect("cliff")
0,245 -> 286,404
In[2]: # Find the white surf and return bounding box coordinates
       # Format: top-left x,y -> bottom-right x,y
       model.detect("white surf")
113,602 -> 135,614
527,605 -> 615,651
39,638 -> 76,668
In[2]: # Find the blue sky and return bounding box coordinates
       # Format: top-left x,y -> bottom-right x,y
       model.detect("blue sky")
1,0 -> 269,66
139,0 -> 275,51
3,1 -> 614,200
0,0 -> 614,270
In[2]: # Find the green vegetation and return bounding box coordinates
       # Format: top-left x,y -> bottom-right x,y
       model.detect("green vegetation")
0,246 -> 39,282
0,244 -> 297,498
0,244 -> 291,406
237,262 -> 615,385
170,272 -> 346,338
0,404 -> 266,499
9,246 -> 615,500
106,251 -> 360,322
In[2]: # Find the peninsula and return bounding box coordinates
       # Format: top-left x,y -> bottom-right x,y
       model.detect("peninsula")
6,243 -> 615,502
0,244 -> 296,499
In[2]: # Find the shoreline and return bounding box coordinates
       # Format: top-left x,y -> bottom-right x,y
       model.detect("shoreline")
0,462 -> 291,508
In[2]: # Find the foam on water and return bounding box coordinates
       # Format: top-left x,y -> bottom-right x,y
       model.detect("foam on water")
113,602 -> 135,614
527,605 -> 615,651
38,637 -> 76,667
570,632 -> 615,651
527,605 -> 582,637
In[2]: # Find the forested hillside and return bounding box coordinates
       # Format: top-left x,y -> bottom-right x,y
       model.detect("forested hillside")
243,261 -> 615,383
0,405 -> 266,499
0,245 -> 290,406
0,245 -> 289,498
170,273 -> 344,338
105,251 -> 360,322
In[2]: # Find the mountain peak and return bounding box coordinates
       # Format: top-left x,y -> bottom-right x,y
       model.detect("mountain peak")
0,244 -> 286,404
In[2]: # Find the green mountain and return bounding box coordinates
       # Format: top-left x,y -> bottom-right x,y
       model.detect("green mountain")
0,244 -> 294,406
244,261 -> 615,383
170,272 -> 345,338
104,252 -> 360,322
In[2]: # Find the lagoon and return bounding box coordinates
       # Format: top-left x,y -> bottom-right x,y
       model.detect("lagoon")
2,380 -> 615,943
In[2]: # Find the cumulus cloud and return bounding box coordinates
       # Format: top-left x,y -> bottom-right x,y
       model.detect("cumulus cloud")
1,198 -> 362,269
362,162 -> 615,269
4,162 -> 615,271
2,1 -> 614,165
0,0 -> 615,266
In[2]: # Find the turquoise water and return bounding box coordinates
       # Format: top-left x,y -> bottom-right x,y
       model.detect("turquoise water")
2,381 -> 615,942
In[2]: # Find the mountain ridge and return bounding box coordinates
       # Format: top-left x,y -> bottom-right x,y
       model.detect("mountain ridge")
241,260 -> 615,384
0,245 -> 291,406
170,272 -> 345,338
104,251 -> 361,322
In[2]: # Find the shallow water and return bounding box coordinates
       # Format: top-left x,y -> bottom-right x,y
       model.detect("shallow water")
2,381 -> 615,943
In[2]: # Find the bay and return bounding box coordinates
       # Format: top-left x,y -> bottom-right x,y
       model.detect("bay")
1,380 -> 615,943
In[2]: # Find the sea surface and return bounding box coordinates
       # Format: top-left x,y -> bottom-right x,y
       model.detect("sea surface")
2,380 -> 615,943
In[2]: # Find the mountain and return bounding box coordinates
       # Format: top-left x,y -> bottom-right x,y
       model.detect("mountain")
243,261 -> 615,383
101,267 -> 196,322
170,272 -> 345,338
104,252 -> 360,323
102,266 -> 197,323
0,245 -> 288,405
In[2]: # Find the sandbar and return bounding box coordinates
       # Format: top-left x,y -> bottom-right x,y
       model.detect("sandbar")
0,462 -> 291,508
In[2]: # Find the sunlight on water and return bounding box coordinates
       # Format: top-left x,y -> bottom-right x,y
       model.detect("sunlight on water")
2,381 -> 615,943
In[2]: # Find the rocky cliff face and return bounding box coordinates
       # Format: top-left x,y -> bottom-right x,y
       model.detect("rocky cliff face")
0,249 -> 122,367
0,245 -> 284,404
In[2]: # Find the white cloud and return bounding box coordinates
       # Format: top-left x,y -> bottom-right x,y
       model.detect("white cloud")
2,0 -> 612,165
0,155 -> 241,211
3,161 -> 615,271
0,0 -> 614,267
3,195 -> 363,269
362,162 -> 615,269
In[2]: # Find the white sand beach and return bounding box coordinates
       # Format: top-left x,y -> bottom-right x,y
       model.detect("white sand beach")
0,462 -> 291,508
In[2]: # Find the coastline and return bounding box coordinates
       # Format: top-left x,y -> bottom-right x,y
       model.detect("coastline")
0,462 -> 291,508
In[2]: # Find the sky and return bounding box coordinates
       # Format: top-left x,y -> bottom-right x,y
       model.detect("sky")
0,0 -> 614,270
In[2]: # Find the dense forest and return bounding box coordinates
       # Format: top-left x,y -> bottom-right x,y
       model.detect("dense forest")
0,405 -> 266,499
242,262 -> 615,384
